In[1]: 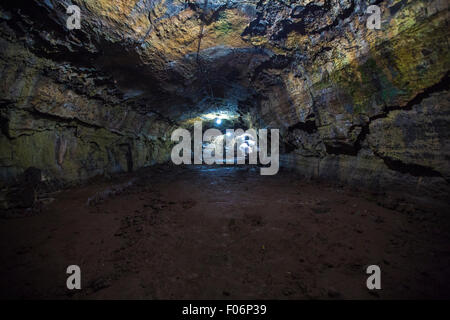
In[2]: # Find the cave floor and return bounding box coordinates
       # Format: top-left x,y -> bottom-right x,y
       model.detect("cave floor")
1,165 -> 449,299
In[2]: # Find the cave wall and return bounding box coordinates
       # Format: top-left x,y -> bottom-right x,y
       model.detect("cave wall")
0,33 -> 174,208
0,0 -> 449,210
244,0 -> 450,209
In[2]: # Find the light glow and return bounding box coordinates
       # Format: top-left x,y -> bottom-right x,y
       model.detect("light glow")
200,111 -> 239,122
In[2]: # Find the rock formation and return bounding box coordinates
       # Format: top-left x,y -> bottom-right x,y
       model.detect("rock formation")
1,0 -> 449,210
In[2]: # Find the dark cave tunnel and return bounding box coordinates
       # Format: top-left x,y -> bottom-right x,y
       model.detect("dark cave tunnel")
0,0 -> 449,301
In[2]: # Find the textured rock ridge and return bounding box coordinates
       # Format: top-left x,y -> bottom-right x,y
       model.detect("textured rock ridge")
245,0 -> 450,209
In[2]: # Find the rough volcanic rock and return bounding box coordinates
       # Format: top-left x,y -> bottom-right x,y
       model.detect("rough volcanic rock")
0,0 -> 449,210
368,91 -> 450,181
247,0 -> 450,208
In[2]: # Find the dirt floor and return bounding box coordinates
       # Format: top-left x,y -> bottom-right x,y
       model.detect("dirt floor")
1,164 -> 450,299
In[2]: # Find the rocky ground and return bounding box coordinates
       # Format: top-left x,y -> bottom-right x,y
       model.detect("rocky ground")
1,164 -> 449,299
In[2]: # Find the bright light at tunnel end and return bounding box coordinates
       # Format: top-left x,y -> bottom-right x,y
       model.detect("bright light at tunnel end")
170,121 -> 280,176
